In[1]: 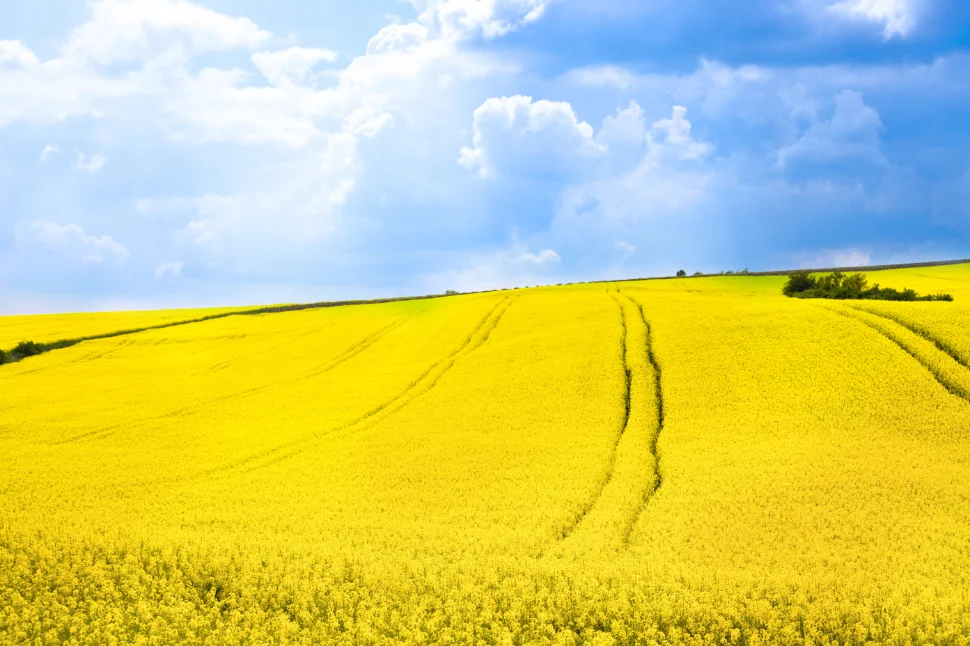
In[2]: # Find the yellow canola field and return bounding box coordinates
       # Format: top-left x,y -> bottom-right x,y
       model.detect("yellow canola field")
2,265 -> 970,644
0,305 -> 259,351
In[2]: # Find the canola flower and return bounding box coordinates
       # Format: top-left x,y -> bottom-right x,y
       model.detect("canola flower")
0,305 -> 254,351
1,266 -> 970,644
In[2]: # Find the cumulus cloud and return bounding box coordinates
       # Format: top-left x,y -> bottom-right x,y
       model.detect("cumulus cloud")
650,106 -> 713,161
515,248 -> 561,265
777,90 -> 883,167
15,221 -> 130,265
0,40 -> 39,68
0,0 -> 518,152
554,105 -> 714,232
27,0 -> 529,280
459,95 -> 605,178
567,60 -> 773,123
74,151 -> 107,173
162,67 -> 339,148
0,2 -> 324,143
154,261 -> 184,278
251,47 -> 338,87
597,101 -> 647,148
423,0 -> 549,40
64,0 -> 270,64
828,0 -> 917,39
367,23 -> 430,55
591,102 -> 650,174
38,145 -> 61,163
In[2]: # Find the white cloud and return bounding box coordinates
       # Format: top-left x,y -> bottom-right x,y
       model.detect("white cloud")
38,145 -> 61,163
566,65 -> 639,90
343,108 -> 394,138
252,47 -> 338,87
567,60 -> 774,124
0,0 -> 518,151
15,221 -> 130,265
162,67 -> 340,148
74,0 -> 531,273
777,90 -> 883,167
163,132 -> 360,261
74,151 -> 107,173
597,101 -> 647,148
553,105 -> 714,231
65,0 -> 270,64
799,247 -> 872,268
0,2 -> 278,132
423,0 -> 549,40
650,105 -> 713,161
367,23 -> 430,55
515,248 -> 561,265
154,261 -> 184,278
459,95 -> 606,178
828,0 -> 917,39
0,40 -> 40,68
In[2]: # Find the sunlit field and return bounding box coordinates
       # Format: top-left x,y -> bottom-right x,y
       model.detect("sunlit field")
2,264 -> 970,644
0,306 -> 257,350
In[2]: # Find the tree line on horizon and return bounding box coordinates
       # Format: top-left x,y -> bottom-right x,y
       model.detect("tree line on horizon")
783,271 -> 953,301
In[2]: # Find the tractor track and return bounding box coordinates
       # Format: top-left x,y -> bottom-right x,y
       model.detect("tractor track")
826,305 -> 970,405
150,295 -> 517,486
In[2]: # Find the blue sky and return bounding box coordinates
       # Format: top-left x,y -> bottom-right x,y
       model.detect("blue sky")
1,0 -> 969,313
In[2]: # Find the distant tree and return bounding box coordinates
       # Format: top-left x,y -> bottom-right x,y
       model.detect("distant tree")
444,290 -> 458,296
676,270 -> 687,277
692,271 -> 703,277
782,271 -> 817,296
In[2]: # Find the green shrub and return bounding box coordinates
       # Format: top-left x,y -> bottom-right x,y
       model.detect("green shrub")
11,341 -> 46,361
783,271 -> 953,301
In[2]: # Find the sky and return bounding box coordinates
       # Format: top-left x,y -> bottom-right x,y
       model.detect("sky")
1,0 -> 969,313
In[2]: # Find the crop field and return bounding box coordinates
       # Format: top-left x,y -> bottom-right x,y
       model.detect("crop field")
0,306 -> 262,350
2,264 -> 970,644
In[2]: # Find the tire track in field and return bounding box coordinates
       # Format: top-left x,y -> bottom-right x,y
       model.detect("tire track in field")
44,318 -> 411,447
233,295 -> 518,477
161,295 -> 516,485
546,290 -> 663,557
826,305 -> 970,404
551,291 -> 631,546
199,327 -> 320,376
621,292 -> 665,544
845,305 -> 970,371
